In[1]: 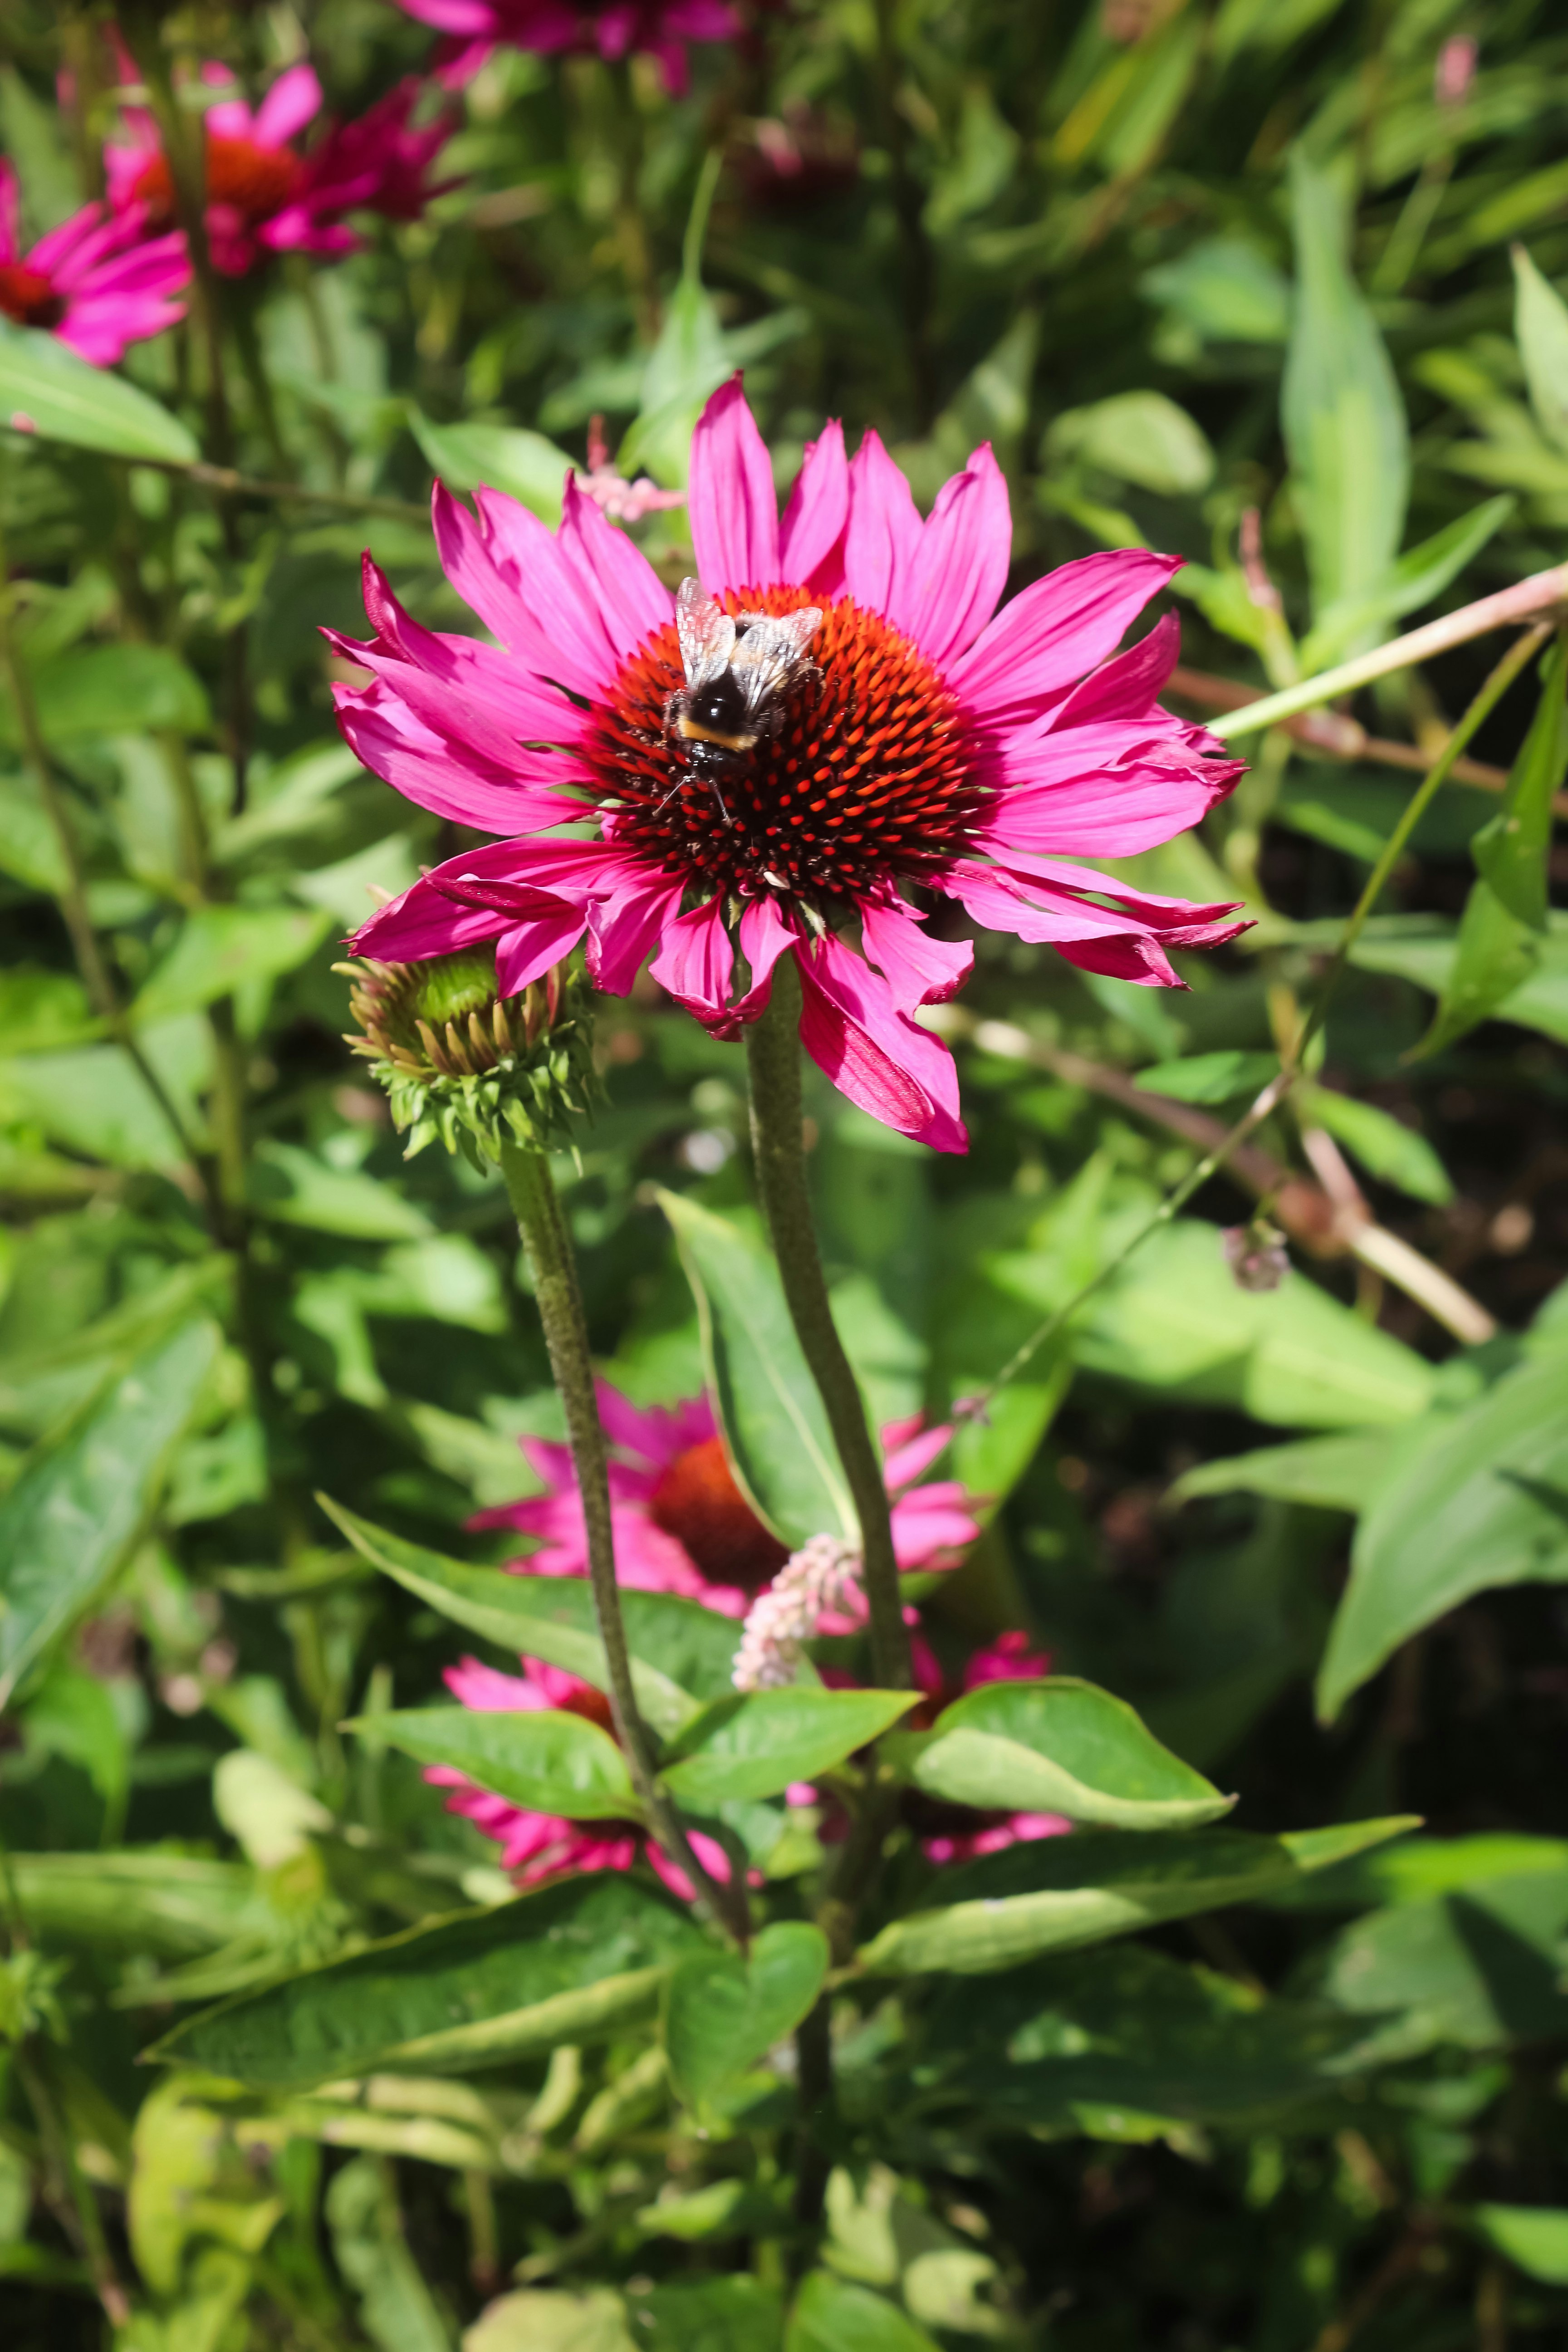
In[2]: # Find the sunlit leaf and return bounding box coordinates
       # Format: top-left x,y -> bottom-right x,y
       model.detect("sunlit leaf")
0,321 -> 197,460
346,1704 -> 641,1822
660,1688 -> 916,1809
665,1922 -> 828,2107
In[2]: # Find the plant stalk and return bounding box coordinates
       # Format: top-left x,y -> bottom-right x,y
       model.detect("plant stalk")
744,957 -> 911,1689
498,1138 -> 745,1940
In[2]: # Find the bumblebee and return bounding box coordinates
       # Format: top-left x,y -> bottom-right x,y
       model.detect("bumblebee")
664,578 -> 823,820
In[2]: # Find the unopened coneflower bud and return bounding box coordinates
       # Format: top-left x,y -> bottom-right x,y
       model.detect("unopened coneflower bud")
1221,1217 -> 1289,1294
335,944 -> 598,1167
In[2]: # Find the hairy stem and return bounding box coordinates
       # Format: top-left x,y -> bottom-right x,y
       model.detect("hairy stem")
744,958 -> 911,1689
498,1138 -> 745,1941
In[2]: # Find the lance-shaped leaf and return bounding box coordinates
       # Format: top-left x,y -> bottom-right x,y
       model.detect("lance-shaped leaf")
0,1319 -> 220,1707
895,1678 -> 1233,1831
1317,1348 -> 1568,1723
857,1818 -> 1416,1977
345,1705 -> 640,1822
0,320 -> 198,461
149,1874 -> 707,2090
658,1190 -> 857,1548
319,1499 -> 739,1737
1513,243 -> 1568,455
1471,629 -> 1568,932
665,1922 -> 829,2108
659,1687 -> 916,1809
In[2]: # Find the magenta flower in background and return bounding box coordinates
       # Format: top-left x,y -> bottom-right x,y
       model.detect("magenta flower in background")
394,0 -> 740,94
472,1380 -> 981,1616
0,162 -> 186,364
427,1653 -> 740,1898
338,376 -> 1247,1154
105,63 -> 452,278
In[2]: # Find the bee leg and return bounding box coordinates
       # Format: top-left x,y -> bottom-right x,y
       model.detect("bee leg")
711,779 -> 735,828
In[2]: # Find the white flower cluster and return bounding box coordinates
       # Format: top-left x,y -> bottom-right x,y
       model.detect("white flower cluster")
730,1534 -> 862,1692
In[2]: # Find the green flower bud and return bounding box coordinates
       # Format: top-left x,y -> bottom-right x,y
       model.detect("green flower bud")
336,946 -> 599,1169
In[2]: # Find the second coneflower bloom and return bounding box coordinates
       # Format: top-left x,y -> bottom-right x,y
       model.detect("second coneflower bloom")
335,377 -> 1248,1153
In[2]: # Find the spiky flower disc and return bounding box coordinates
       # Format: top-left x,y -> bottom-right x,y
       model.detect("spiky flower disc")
338,946 -> 598,1166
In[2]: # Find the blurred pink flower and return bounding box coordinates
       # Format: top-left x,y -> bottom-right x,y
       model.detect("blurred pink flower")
428,1653 -> 738,1898
1435,34 -> 1477,109
0,162 -> 186,364
339,377 -> 1246,1155
394,0 -> 740,95
576,412 -> 688,524
105,63 -> 453,278
472,1381 -> 981,1617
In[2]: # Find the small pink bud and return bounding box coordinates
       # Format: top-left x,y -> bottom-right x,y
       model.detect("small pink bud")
1222,1220 -> 1290,1294
9,412 -> 37,435
1435,34 -> 1477,109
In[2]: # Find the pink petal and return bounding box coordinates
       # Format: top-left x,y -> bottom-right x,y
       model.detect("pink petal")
842,428 -> 922,621
355,554 -> 593,748
493,910 -> 590,994
898,444 -> 1012,668
348,837 -> 613,959
949,550 -> 1182,726
443,1656 -> 554,1712
859,897 -> 973,1010
795,933 -> 968,1154
723,896 -> 799,1033
332,679 -> 579,835
252,61 -> 323,150
472,483 -> 627,696
1045,610 -> 1181,731
778,420 -> 849,592
586,867 -> 690,995
594,1378 -> 712,1468
556,475 -> 675,655
689,376 -> 781,593
0,160 -> 20,264
881,1420 -> 954,1489
976,724 -> 1242,858
648,898 -> 735,1021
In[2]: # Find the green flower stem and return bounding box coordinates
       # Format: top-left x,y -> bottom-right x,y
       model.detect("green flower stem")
744,956 -> 911,1690
498,1138 -> 746,1942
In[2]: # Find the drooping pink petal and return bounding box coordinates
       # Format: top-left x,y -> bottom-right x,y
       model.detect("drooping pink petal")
1044,610 -> 1181,730
859,897 -> 974,1011
795,933 -> 967,1154
689,376 -> 781,593
252,60 -> 323,149
586,866 -> 691,995
494,909 -> 591,994
723,895 -> 799,1032
648,898 -> 735,1021
842,428 -> 923,622
778,420 -> 849,593
949,550 -> 1182,727
897,444 -> 1012,668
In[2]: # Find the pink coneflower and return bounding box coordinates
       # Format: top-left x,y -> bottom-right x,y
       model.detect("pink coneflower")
0,162 -> 186,365
395,0 -> 740,94
474,1381 -> 980,1616
105,64 -> 451,279
337,377 -> 1246,1154
427,1652 -> 739,1897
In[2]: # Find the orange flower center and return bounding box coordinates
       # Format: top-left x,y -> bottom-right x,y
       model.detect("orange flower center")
134,133 -> 304,231
0,263 -> 63,330
590,587 -> 984,907
648,1433 -> 790,1590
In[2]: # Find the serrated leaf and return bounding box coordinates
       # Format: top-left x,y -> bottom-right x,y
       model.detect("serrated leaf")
899,1678 -> 1233,1830
0,320 -> 198,461
1317,1350 -> 1568,1722
658,1190 -> 857,1548
665,1922 -> 828,2107
319,1499 -> 738,1738
149,1874 -> 707,2089
857,1818 -> 1416,1976
346,1705 -> 640,1822
0,1318 -> 220,1706
660,1688 -> 916,1809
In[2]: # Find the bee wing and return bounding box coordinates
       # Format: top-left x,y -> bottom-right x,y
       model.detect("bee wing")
728,607 -> 823,718
676,577 -> 736,690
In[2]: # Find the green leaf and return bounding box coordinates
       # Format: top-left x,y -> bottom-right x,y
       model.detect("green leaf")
1169,1424 -> 1430,1513
2,1853 -> 268,1958
130,906 -> 331,1026
627,2279 -> 784,2352
0,643 -> 210,748
1045,390 -> 1215,496
1132,1050 -> 1277,1104
1139,237 -> 1291,346
899,1679 -> 1234,1830
658,1191 -> 857,1548
1512,245 -> 1568,455
320,1499 -> 739,1738
1317,1349 -> 1568,1722
325,2155 -> 457,2352
857,1818 -> 1416,1976
1473,2205 -> 1568,2286
1282,154 -> 1409,634
1055,1219 -> 1436,1428
346,1705 -> 640,1822
1350,915 -> 1568,1050
0,320 -> 198,461
786,2274 -> 940,2352
1471,631 -> 1568,931
660,1688 -> 916,1809
1294,1085 -> 1454,1205
149,1873 -> 707,2089
0,1318 -> 220,1706
665,1922 -> 828,2107
0,1023 -> 208,1171
249,1141 -> 435,1240
408,409 -> 574,522
1300,497 -> 1515,670
466,2290 -> 636,2352
1316,1868 -> 1568,2055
